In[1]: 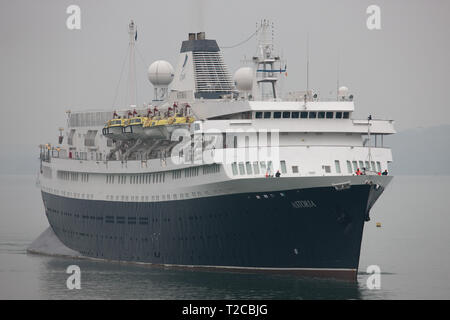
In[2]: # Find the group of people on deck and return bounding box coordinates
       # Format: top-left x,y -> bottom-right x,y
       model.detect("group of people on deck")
264,168 -> 388,178
355,168 -> 388,176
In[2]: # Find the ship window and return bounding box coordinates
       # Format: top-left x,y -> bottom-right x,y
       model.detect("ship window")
280,161 -> 287,174
336,112 -> 343,119
282,112 -> 291,118
267,161 -> 273,174
300,112 -> 308,118
376,161 -> 382,172
347,161 -> 352,174
352,161 -> 358,172
322,165 -> 331,173
365,161 -> 370,170
308,112 -> 317,119
371,161 -> 376,171
68,129 -> 75,145
238,162 -> 245,175
318,112 -> 325,119
359,161 -> 365,169
326,112 -> 333,119
343,112 -> 350,119
274,112 -> 281,119
292,166 -> 299,173
263,112 -> 271,119
245,161 -> 253,174
255,112 -> 263,119
292,112 -> 299,118
260,161 -> 266,172
335,160 -> 341,174
84,130 -> 97,147
252,161 -> 260,174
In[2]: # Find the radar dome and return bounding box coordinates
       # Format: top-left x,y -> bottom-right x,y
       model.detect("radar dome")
233,67 -> 253,92
338,86 -> 349,97
148,60 -> 174,87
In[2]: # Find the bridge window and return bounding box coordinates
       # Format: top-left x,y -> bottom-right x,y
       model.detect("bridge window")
359,161 -> 365,169
245,161 -> 253,174
335,160 -> 341,174
280,160 -> 287,174
274,112 -> 281,119
352,161 -> 358,171
292,166 -> 299,173
336,112 -> 343,119
326,112 -> 333,119
292,112 -> 299,118
347,161 -> 352,174
260,161 -> 266,172
300,112 -> 308,118
264,112 -> 271,119
343,112 -> 350,119
318,112 -> 325,119
322,165 -> 331,173
238,162 -> 245,175
309,112 -> 317,119
255,112 -> 263,119
267,161 -> 273,174
282,112 -> 291,118
253,161 -> 260,175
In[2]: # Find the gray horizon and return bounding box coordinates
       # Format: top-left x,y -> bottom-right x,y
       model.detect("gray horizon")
1,0 -> 449,149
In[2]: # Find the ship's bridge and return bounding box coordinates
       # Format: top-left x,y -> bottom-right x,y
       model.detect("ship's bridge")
192,99 -> 355,120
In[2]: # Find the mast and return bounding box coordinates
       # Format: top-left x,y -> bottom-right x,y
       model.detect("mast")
252,19 -> 285,101
368,115 -> 372,168
127,20 -> 137,108
306,33 -> 310,96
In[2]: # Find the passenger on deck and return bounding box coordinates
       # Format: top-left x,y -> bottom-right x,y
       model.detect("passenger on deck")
382,169 -> 388,175
356,168 -> 362,175
275,170 -> 281,178
362,167 -> 367,175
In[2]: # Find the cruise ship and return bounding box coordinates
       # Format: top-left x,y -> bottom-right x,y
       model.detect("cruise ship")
37,20 -> 395,280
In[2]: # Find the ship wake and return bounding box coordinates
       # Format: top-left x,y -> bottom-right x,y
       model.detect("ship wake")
27,227 -> 83,259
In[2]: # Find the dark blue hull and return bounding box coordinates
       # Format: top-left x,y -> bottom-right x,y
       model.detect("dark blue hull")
42,183 -> 384,280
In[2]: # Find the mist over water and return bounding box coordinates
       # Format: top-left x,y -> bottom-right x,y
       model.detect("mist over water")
0,174 -> 449,299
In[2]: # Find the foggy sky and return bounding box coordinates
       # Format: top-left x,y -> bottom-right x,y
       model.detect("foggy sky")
1,0 -> 449,149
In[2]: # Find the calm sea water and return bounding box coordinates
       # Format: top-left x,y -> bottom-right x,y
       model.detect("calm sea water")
0,174 -> 449,299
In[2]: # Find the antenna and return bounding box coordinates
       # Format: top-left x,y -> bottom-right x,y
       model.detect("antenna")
306,32 -> 310,95
336,52 -> 340,100
127,20 -> 137,108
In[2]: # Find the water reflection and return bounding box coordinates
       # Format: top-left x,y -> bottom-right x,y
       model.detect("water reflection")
37,255 -> 364,299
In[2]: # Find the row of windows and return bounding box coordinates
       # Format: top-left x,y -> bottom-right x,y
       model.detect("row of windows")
185,167 -> 199,178
105,164 -> 220,185
254,111 -> 350,120
57,171 -> 84,182
105,191 -> 206,202
230,160 -> 383,176
346,160 -> 382,173
42,187 -> 94,200
172,169 -> 182,180
202,163 -> 221,174
231,160 -> 287,176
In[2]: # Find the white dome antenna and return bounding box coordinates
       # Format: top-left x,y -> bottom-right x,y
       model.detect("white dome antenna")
148,60 -> 174,101
338,86 -> 349,100
233,67 -> 253,98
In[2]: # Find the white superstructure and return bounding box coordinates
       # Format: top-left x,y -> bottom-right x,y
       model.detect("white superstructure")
39,20 -> 395,206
